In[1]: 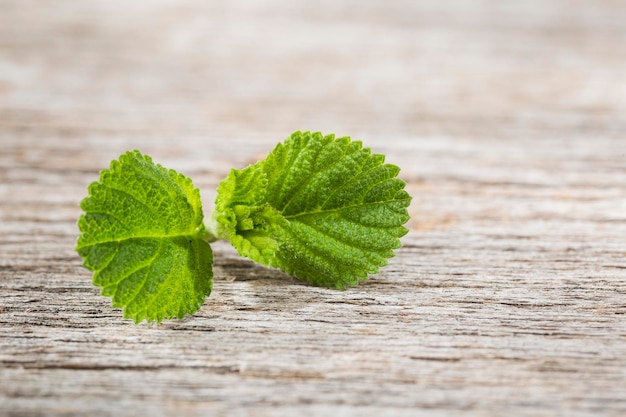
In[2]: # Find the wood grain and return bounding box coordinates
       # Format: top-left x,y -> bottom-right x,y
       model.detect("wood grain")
1,1 -> 625,416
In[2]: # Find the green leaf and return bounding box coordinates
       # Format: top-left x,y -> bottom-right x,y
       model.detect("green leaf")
210,131 -> 411,289
76,151 -> 213,323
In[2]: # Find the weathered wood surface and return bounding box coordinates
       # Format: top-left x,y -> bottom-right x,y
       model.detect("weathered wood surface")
1,0 -> 625,416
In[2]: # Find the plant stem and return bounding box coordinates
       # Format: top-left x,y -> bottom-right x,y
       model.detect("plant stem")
202,213 -> 227,243
202,229 -> 220,243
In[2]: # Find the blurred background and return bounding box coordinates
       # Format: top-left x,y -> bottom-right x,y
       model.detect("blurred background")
2,0 -> 625,144
2,0 -> 625,238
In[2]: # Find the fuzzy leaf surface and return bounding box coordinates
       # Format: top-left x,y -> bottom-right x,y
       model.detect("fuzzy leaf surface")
76,151 -> 213,323
211,131 -> 411,289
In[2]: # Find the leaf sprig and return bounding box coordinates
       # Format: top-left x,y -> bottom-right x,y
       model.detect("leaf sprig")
77,131 -> 411,323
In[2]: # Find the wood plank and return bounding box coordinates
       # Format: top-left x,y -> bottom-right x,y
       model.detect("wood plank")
1,1 -> 625,416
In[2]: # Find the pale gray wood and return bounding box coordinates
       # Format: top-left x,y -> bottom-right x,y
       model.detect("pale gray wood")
1,1 -> 625,416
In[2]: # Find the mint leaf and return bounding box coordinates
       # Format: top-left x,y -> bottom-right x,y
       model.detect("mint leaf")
210,131 -> 411,289
76,151 -> 213,323
209,163 -> 283,265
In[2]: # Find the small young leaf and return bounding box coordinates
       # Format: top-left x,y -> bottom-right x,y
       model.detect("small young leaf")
210,131 -> 411,289
76,151 -> 213,323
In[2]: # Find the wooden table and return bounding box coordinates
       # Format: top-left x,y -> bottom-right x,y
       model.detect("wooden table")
1,1 -> 625,415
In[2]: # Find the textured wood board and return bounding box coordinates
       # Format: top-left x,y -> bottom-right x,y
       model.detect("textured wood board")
1,1 -> 625,416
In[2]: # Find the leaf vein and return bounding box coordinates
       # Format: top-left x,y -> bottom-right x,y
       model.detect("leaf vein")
120,240 -> 164,315
281,141 -> 362,214
284,198 -> 410,221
